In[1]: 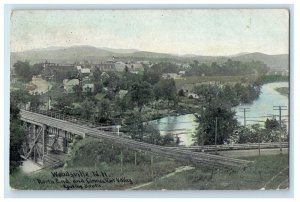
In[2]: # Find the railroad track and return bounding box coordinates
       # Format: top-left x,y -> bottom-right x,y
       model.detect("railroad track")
168,142 -> 288,152
20,110 -> 251,169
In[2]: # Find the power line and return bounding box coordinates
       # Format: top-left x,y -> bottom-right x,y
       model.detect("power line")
273,105 -> 288,154
239,108 -> 250,126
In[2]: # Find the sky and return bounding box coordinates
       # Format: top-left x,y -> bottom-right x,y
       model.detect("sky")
10,9 -> 289,56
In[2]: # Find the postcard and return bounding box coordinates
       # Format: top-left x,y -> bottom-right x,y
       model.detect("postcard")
9,9 -> 289,191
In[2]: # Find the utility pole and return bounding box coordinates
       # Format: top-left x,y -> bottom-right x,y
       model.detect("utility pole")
215,117 -> 218,155
151,155 -> 154,179
120,150 -> 123,172
273,105 -> 288,154
116,125 -> 121,136
239,108 -> 250,126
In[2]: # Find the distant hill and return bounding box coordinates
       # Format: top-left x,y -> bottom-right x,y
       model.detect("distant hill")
99,47 -> 139,54
10,46 -> 289,70
232,52 -> 289,70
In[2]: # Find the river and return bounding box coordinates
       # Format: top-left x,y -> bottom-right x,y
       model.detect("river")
233,82 -> 289,125
149,82 -> 289,146
149,114 -> 199,146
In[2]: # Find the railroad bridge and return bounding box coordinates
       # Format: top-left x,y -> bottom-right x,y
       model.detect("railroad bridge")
20,109 -> 251,169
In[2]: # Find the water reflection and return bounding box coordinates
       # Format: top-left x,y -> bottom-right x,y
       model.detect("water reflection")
149,82 -> 289,146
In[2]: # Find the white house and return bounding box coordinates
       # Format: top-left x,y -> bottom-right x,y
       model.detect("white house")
178,71 -> 186,76
76,65 -> 82,71
63,79 -> 80,93
187,93 -> 199,99
83,83 -> 95,93
80,68 -> 91,74
162,73 -> 181,79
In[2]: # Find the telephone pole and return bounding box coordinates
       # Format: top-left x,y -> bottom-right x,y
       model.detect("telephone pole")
273,105 -> 288,154
239,108 -> 250,126
215,117 -> 218,155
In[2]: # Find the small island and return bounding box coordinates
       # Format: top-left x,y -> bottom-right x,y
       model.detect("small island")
275,87 -> 289,97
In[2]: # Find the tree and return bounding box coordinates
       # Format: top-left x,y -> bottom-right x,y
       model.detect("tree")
52,96 -> 73,114
178,89 -> 185,97
124,65 -> 129,73
193,84 -> 219,104
10,92 -> 26,173
10,89 -> 31,107
31,63 -> 44,76
128,81 -> 154,112
29,94 -> 43,110
195,104 -> 238,145
232,125 -> 263,144
157,78 -> 177,108
219,84 -> 239,107
115,96 -> 131,113
73,84 -> 83,97
94,82 -> 103,94
13,61 -> 33,82
92,68 -> 102,82
80,99 -> 95,120
126,111 -> 147,141
265,118 -> 280,130
142,68 -> 161,85
153,84 -> 162,104
96,99 -> 111,123
144,125 -> 162,145
264,118 -> 285,142
233,126 -> 252,143
162,134 -> 175,146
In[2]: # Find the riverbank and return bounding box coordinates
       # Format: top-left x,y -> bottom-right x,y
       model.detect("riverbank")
233,82 -> 289,125
275,87 -> 289,97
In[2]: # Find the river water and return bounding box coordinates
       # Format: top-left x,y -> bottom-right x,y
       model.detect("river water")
149,82 -> 289,146
149,114 -> 199,146
233,82 -> 289,126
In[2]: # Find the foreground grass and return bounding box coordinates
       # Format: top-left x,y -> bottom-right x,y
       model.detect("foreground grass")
139,154 -> 289,190
10,137 -> 289,190
10,138 -> 182,190
10,159 -> 180,190
10,154 -> 288,190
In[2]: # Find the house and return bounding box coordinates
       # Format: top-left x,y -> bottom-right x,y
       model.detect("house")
76,65 -> 82,71
187,93 -> 199,99
114,62 -> 143,72
96,61 -> 116,71
82,83 -> 95,93
162,73 -> 181,79
80,68 -> 91,74
100,72 -> 110,80
182,64 -> 191,69
178,71 -> 186,76
63,79 -> 79,93
118,90 -> 128,98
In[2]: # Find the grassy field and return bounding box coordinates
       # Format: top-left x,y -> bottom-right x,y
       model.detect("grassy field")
139,154 -> 289,190
10,160 -> 181,190
10,138 -> 182,190
176,75 -> 258,90
10,149 -> 289,190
